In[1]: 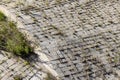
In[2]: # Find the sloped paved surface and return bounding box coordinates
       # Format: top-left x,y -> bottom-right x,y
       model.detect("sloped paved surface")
0,51 -> 47,80
0,0 -> 120,80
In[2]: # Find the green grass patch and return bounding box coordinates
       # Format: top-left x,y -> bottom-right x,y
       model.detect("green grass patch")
0,11 -> 6,21
0,11 -> 33,57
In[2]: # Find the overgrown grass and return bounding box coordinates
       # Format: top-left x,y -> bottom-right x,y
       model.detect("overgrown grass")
0,11 -> 33,57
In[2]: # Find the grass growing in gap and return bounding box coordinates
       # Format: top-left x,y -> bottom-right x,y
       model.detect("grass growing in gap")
0,11 -> 33,58
14,75 -> 22,80
45,73 -> 57,80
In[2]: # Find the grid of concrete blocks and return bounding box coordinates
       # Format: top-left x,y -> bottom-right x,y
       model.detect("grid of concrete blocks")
0,0 -> 120,80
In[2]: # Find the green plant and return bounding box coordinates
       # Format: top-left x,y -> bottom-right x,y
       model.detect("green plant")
0,11 -> 6,21
14,75 -> 22,80
24,61 -> 30,65
0,13 -> 33,58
